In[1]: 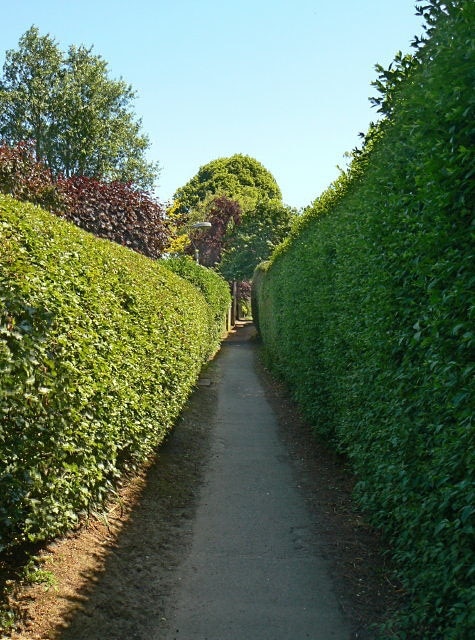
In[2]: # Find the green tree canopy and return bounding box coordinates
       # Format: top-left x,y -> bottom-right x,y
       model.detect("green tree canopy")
219,200 -> 296,281
0,26 -> 158,189
170,154 -> 291,279
173,154 -> 282,214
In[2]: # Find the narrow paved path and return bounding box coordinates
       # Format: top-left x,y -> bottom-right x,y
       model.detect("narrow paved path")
161,323 -> 351,639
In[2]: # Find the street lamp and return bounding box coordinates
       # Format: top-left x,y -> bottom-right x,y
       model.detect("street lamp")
190,221 -> 212,264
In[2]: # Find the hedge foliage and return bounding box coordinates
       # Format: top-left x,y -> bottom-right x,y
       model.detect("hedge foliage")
162,256 -> 230,348
0,194 -> 229,550
253,3 -> 474,638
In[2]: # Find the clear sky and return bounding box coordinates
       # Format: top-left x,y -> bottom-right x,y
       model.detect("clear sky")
1,1 -> 425,209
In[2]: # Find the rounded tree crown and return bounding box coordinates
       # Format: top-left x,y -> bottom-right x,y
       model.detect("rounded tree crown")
174,154 -> 282,213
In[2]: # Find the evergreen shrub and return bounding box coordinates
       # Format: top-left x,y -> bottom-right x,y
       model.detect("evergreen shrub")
0,194 -> 225,550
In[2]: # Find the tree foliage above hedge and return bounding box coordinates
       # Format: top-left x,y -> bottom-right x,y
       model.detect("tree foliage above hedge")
173,154 -> 282,214
0,26 -> 158,189
169,155 -> 294,279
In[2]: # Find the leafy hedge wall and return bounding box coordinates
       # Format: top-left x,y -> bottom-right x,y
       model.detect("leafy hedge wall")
0,194 -> 228,550
162,256 -> 230,348
253,3 -> 474,638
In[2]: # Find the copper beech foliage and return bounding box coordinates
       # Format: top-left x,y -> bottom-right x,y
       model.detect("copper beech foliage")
0,141 -> 169,259
58,176 -> 168,260
0,140 -> 63,211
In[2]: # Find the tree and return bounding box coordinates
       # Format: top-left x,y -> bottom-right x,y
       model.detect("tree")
0,27 -> 62,171
170,155 -> 292,278
219,200 -> 296,281
186,195 -> 242,268
58,176 -> 169,259
0,26 -> 158,189
173,154 -> 282,214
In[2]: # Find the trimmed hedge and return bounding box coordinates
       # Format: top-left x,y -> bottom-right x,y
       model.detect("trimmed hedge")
253,3 -> 474,638
0,194 -> 228,550
162,256 -> 230,350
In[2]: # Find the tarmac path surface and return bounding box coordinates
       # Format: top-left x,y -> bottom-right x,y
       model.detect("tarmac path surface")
160,323 -> 351,640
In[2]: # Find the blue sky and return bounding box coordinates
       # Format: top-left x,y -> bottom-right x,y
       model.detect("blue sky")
1,1 -> 425,209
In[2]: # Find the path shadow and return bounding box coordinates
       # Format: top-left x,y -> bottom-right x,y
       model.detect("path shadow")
56,361 -> 223,639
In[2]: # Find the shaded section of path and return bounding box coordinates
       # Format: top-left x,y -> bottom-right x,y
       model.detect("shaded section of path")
161,324 -> 351,639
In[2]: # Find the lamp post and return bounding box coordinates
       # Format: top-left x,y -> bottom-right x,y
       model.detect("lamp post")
190,221 -> 212,264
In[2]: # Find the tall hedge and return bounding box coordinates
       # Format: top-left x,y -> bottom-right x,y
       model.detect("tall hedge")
162,256 -> 230,348
0,194 -> 228,550
253,3 -> 474,637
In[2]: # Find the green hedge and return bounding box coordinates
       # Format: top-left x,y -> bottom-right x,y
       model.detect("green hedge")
0,194 -> 228,550
161,256 -> 230,350
253,3 -> 474,638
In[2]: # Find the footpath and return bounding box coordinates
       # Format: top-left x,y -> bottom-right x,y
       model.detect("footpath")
160,322 -> 351,639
